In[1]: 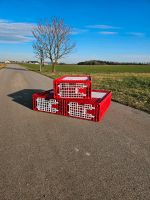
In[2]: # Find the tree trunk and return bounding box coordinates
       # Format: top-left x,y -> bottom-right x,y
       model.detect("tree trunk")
42,58 -> 44,67
40,63 -> 42,72
40,58 -> 42,72
52,63 -> 55,73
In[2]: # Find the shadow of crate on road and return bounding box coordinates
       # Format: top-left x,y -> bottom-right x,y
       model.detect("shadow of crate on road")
8,89 -> 44,110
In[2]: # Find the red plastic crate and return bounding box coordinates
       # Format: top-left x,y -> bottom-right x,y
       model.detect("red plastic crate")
64,90 -> 112,122
32,90 -> 64,115
54,75 -> 91,99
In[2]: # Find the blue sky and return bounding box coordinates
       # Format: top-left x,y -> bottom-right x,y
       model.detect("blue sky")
0,0 -> 150,63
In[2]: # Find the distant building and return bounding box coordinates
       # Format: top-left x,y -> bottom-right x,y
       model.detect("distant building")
44,62 -> 49,65
27,61 -> 39,64
5,60 -> 11,64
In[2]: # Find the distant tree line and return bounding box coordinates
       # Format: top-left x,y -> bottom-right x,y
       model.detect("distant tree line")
77,60 -> 148,65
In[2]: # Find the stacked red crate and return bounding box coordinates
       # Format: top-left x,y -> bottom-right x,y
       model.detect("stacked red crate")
32,89 -> 64,115
54,75 -> 92,99
64,90 -> 112,122
32,75 -> 112,122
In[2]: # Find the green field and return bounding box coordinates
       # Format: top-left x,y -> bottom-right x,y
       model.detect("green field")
21,63 -> 150,113
21,63 -> 150,73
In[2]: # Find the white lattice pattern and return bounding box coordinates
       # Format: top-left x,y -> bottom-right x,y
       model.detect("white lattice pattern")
36,98 -> 59,113
68,102 -> 95,119
58,83 -> 87,98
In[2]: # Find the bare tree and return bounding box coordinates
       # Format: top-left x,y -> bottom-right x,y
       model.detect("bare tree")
32,17 -> 75,72
33,42 -> 44,72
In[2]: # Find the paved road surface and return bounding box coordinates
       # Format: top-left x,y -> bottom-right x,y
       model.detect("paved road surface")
0,64 -> 150,200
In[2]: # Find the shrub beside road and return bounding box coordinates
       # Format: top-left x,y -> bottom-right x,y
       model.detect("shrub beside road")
21,63 -> 150,113
0,63 -> 6,69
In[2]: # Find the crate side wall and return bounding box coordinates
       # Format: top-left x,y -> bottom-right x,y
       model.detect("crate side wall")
97,92 -> 112,121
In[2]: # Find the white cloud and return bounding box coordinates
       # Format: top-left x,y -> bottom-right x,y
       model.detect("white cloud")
0,19 -> 35,43
86,24 -> 120,29
0,19 -> 8,23
113,54 -> 150,63
0,19 -> 88,43
127,32 -> 145,37
72,28 -> 88,35
99,31 -> 118,35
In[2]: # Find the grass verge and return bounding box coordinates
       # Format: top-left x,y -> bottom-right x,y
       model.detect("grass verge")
0,63 -> 6,69
20,63 -> 150,113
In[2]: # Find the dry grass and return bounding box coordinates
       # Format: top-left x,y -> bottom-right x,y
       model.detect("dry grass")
0,64 -> 6,69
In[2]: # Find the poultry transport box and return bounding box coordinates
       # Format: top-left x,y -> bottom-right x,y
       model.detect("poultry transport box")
32,90 -> 63,115
54,75 -> 92,99
63,90 -> 112,122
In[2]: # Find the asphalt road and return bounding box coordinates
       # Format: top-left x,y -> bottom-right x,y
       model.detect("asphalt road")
0,64 -> 150,200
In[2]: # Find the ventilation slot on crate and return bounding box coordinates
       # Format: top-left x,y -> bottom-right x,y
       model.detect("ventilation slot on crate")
36,98 -> 58,113
68,102 -> 95,120
58,83 -> 87,98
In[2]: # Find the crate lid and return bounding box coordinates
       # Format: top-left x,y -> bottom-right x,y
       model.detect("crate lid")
62,76 -> 89,81
92,91 -> 107,99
